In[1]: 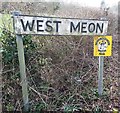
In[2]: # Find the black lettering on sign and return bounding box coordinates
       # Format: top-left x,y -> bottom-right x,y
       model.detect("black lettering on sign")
45,20 -> 53,32
88,23 -> 95,33
96,23 -> 104,33
81,22 -> 87,33
20,19 -> 35,31
70,22 -> 80,33
53,21 -> 61,32
37,20 -> 44,32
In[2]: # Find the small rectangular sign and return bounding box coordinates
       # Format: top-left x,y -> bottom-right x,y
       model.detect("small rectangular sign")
13,15 -> 108,35
94,36 -> 112,56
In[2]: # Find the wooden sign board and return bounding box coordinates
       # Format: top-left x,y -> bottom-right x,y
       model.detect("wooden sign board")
13,15 -> 108,36
94,36 -> 112,56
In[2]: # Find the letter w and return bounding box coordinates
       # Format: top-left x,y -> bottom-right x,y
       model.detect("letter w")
20,19 -> 35,31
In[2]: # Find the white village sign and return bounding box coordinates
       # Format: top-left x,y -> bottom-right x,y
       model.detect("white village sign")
13,13 -> 109,111
14,15 -> 108,35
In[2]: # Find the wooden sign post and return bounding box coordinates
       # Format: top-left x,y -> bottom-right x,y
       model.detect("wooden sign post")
13,12 -> 29,111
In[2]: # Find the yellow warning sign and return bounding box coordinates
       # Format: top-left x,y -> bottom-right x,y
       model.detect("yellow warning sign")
94,36 -> 112,56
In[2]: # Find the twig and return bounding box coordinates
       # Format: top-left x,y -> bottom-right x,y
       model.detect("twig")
81,66 -> 94,80
2,68 -> 15,74
29,86 -> 47,106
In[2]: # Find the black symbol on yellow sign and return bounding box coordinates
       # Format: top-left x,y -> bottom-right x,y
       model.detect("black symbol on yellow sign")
94,36 -> 112,56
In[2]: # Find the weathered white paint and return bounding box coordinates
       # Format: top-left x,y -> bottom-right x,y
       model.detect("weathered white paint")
14,15 -> 108,35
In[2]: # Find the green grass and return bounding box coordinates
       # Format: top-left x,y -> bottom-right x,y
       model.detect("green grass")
0,14 -> 13,34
